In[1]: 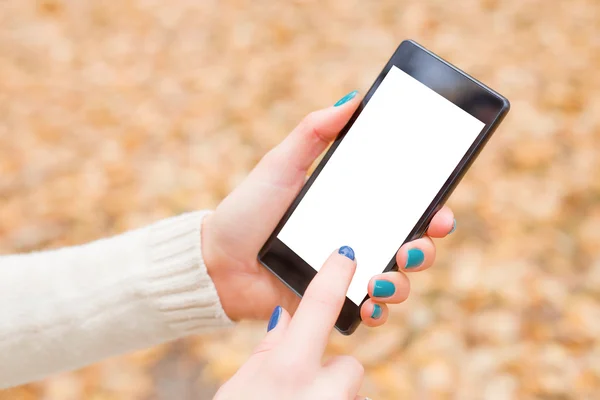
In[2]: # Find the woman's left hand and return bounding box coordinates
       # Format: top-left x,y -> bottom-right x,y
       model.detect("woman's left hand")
202,91 -> 456,325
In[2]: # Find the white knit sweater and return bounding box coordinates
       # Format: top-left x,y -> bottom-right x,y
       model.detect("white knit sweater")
0,211 -> 233,389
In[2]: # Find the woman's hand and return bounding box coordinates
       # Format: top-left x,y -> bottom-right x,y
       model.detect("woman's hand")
214,248 -> 369,400
202,91 -> 456,323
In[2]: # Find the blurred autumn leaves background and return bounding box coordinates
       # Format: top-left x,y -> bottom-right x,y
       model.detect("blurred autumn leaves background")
1,0 -> 599,398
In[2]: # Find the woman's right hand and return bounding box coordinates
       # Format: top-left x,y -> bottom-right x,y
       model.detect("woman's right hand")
214,246 -> 369,400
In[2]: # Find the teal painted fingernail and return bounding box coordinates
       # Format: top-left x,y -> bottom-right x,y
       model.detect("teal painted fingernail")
338,245 -> 355,261
334,90 -> 358,107
449,219 -> 457,234
405,248 -> 425,269
373,280 -> 396,298
267,305 -> 282,332
371,304 -> 382,319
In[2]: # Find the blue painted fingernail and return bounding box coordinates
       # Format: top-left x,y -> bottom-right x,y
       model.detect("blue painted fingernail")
371,304 -> 382,319
334,90 -> 358,107
373,280 -> 396,298
267,305 -> 282,332
405,248 -> 425,269
449,219 -> 457,234
338,246 -> 355,260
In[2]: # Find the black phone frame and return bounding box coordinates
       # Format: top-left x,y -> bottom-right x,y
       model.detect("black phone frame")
258,39 -> 510,335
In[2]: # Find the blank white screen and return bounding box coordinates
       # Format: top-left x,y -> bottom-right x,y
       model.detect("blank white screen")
278,66 -> 485,305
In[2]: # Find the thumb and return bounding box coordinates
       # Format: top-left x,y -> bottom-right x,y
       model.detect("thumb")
251,306 -> 292,356
268,90 -> 360,180
209,91 -> 360,256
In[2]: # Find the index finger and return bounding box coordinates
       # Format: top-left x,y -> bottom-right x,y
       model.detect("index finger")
283,246 -> 357,362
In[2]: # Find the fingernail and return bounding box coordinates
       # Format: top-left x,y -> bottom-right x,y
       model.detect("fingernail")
373,280 -> 396,298
405,248 -> 425,269
449,219 -> 457,234
371,304 -> 382,319
334,90 -> 358,107
267,305 -> 282,332
338,245 -> 355,261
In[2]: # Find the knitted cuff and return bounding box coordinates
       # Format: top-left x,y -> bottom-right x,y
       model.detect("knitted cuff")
144,211 -> 234,335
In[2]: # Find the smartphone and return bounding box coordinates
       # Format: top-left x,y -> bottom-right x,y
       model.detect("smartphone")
258,40 -> 510,335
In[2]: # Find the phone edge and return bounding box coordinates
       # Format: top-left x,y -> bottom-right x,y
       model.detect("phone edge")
258,39 -> 511,336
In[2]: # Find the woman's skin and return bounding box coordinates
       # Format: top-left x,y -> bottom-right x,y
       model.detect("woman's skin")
214,248 -> 372,400
202,91 -> 455,327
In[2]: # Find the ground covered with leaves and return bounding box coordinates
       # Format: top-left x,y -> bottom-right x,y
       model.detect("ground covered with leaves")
1,0 -> 600,398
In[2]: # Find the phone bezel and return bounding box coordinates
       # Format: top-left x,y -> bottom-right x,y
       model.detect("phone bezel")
257,39 -> 510,335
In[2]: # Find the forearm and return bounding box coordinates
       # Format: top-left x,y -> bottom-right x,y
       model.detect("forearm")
0,211 -> 232,389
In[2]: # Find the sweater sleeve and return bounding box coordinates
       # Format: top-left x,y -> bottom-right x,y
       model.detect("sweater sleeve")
0,211 -> 233,389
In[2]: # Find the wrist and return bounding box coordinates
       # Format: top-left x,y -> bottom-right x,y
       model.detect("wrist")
201,214 -> 243,322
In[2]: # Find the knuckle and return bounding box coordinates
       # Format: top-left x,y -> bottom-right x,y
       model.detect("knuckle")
302,290 -> 342,313
299,111 -> 327,144
260,148 -> 282,168
269,352 -> 313,383
301,111 -> 319,128
251,340 -> 274,357
345,356 -> 365,377
256,149 -> 298,188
